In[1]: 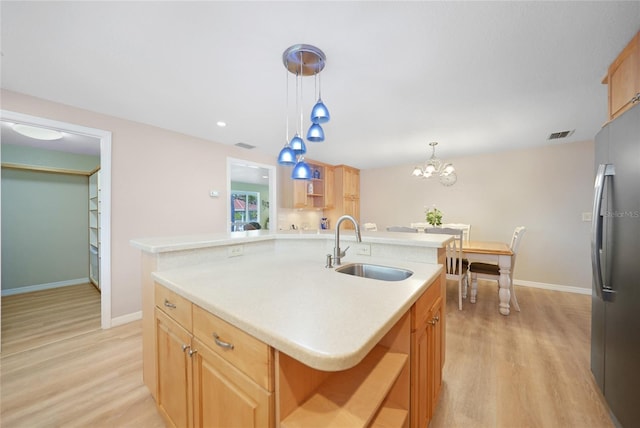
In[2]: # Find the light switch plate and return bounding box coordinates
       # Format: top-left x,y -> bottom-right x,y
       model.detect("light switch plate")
227,245 -> 244,257
582,212 -> 592,222
355,243 -> 371,256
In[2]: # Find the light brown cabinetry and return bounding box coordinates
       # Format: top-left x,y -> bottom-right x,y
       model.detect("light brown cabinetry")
327,165 -> 360,229
603,30 -> 640,121
411,276 -> 445,428
277,311 -> 411,427
148,272 -> 444,428
154,283 -> 273,428
279,160 -> 334,210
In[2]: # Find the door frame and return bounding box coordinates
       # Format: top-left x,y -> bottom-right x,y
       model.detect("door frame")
0,109 -> 112,335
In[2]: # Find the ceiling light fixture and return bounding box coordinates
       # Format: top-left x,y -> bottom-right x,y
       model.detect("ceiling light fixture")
277,44 -> 330,180
12,124 -> 64,141
411,142 -> 457,186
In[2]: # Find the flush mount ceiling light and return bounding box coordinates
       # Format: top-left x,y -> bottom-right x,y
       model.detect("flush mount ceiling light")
411,142 -> 457,186
277,44 -> 331,180
12,124 -> 64,140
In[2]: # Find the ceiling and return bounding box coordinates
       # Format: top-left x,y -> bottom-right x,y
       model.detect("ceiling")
1,2 -> 639,169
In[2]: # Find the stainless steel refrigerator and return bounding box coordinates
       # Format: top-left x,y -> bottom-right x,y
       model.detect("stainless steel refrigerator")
591,102 -> 640,428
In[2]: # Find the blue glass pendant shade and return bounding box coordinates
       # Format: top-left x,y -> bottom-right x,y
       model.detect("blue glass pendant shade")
310,99 -> 330,124
306,123 -> 325,142
290,134 -> 306,155
291,158 -> 312,180
277,145 -> 296,165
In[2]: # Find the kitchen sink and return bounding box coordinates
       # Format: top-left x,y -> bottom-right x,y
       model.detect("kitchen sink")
335,263 -> 413,281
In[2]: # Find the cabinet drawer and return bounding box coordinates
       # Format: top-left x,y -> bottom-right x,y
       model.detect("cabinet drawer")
155,283 -> 193,331
193,305 -> 272,390
412,277 -> 441,330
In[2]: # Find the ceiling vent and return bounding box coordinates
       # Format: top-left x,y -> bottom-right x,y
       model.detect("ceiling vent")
235,142 -> 256,150
548,129 -> 575,140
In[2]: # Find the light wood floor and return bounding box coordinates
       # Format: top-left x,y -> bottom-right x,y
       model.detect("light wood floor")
1,283 -> 101,355
0,280 -> 614,427
431,281 -> 614,428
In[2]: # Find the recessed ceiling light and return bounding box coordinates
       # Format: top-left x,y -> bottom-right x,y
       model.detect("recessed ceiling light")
216,121 -> 227,127
12,124 -> 64,140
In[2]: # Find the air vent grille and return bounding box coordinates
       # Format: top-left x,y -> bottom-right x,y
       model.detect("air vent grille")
235,142 -> 256,150
548,130 -> 575,140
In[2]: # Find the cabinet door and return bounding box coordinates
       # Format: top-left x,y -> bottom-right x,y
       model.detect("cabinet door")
608,31 -> 640,120
156,309 -> 193,428
292,180 -> 309,208
429,299 -> 444,413
411,328 -> 430,428
192,338 -> 272,428
324,166 -> 335,209
343,167 -> 360,198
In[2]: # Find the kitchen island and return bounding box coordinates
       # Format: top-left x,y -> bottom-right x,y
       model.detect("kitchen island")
131,231 -> 449,427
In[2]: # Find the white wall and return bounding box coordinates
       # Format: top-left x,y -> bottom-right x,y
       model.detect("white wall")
1,89 -> 276,319
360,141 -> 595,290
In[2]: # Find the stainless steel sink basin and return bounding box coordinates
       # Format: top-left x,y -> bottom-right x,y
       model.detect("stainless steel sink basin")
335,263 -> 413,281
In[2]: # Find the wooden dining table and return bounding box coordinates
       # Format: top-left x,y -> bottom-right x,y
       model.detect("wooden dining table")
462,240 -> 515,316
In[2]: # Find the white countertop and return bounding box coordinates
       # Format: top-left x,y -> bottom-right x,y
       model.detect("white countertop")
152,249 -> 442,371
131,229 -> 449,253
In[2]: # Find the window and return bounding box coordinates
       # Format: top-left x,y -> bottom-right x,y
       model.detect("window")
231,191 -> 260,230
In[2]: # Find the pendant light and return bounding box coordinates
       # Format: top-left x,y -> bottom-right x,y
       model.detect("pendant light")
278,65 -> 297,166
306,71 -> 327,142
291,155 -> 312,180
291,55 -> 311,179
310,71 -> 330,124
278,44 -> 330,176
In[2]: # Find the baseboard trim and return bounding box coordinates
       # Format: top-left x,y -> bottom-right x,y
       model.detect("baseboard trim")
1,278 -> 90,296
111,311 -> 142,327
514,279 -> 591,295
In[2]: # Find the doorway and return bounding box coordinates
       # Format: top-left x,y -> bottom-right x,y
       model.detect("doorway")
0,110 -> 112,352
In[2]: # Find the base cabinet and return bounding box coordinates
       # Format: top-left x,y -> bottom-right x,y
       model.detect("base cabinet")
151,276 -> 444,428
411,276 -> 444,428
156,309 -> 193,428
154,283 -> 273,428
192,338 -> 272,428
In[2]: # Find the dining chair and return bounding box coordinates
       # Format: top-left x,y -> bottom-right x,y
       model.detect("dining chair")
386,226 -> 418,232
441,223 -> 471,243
469,226 -> 526,311
425,227 -> 469,310
410,222 -> 430,232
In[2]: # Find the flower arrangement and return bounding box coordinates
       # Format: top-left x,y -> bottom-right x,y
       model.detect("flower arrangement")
426,207 -> 443,226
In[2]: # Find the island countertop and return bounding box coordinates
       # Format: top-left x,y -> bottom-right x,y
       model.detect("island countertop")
131,229 -> 450,254
152,249 -> 442,371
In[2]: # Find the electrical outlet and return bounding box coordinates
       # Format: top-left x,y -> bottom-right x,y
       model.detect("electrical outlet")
227,245 -> 244,257
355,243 -> 371,256
582,212 -> 592,222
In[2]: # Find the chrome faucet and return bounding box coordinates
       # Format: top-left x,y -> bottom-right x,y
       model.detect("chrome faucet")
333,215 -> 362,266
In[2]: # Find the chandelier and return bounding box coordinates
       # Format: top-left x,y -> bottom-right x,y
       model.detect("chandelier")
411,142 -> 457,186
277,44 -> 330,180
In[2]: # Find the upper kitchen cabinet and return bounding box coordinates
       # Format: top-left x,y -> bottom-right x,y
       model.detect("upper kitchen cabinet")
603,30 -> 640,122
279,159 -> 333,210
327,165 -> 360,230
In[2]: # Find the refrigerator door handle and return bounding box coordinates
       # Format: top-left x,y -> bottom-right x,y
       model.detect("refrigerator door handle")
591,163 -> 616,301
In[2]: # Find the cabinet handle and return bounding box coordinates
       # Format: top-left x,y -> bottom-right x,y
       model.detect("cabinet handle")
164,299 -> 176,309
182,344 -> 190,353
188,349 -> 198,357
430,315 -> 440,325
213,333 -> 235,350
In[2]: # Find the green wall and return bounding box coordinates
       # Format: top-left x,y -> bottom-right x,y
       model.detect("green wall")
1,144 -> 100,293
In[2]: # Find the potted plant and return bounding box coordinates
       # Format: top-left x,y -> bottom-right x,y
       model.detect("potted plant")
426,207 -> 443,227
